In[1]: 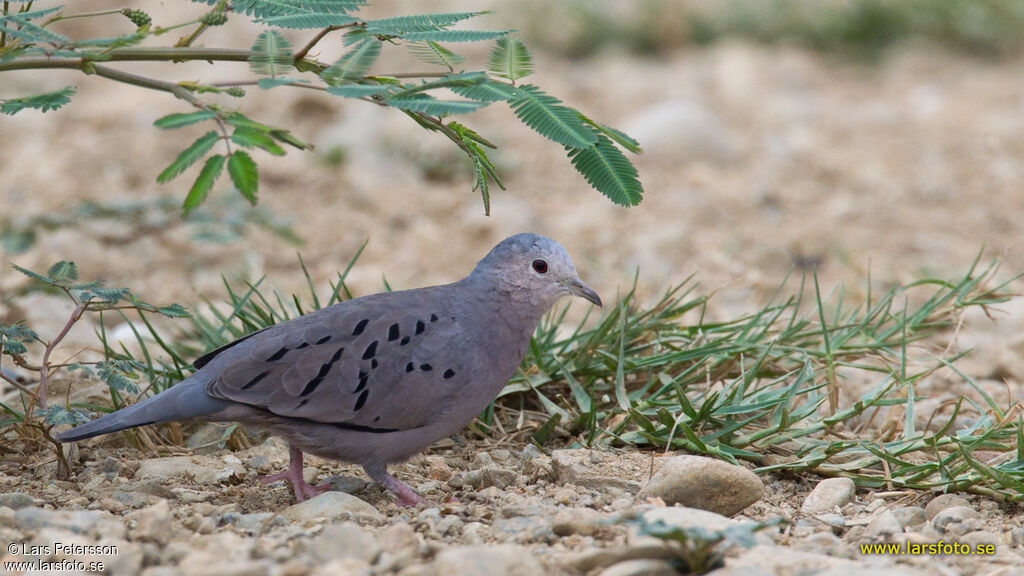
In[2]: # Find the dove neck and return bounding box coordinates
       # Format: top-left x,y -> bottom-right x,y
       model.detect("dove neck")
459,274 -> 548,332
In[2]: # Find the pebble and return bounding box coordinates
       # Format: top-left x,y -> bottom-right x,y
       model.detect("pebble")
924,494 -> 970,519
932,506 -> 982,536
14,508 -> 125,538
303,523 -> 381,563
1010,527 -> 1024,547
135,455 -> 245,485
552,507 -> 606,536
551,450 -> 642,494
866,510 -> 902,537
638,455 -> 764,516
220,512 -> 288,535
0,492 -> 36,510
125,499 -> 172,545
310,558 -> 372,576
281,491 -> 384,524
961,530 -> 1001,549
433,544 -> 544,576
597,558 -> 680,576
800,478 -> 855,515
890,506 -> 927,528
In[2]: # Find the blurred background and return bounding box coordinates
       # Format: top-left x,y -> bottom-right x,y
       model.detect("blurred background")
3,0 -> 1024,329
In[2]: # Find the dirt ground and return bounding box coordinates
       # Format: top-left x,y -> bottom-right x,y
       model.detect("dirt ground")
2,1 -> 1024,575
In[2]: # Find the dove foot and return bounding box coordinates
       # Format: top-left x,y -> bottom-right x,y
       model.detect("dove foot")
368,466 -> 423,506
258,446 -> 331,502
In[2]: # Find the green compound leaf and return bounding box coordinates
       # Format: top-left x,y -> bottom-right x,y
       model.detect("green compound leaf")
398,30 -> 508,43
157,131 -> 221,183
249,30 -> 293,77
220,0 -> 365,18
508,85 -> 597,148
47,261 -> 78,284
256,11 -> 357,29
385,97 -> 488,116
231,127 -> 285,155
362,12 -> 486,34
183,155 -> 226,215
227,150 -> 259,204
325,84 -> 393,98
321,39 -> 381,85
409,41 -> 465,68
450,80 -> 516,102
568,134 -> 643,206
0,86 -> 76,115
488,36 -> 533,81
154,110 -> 217,129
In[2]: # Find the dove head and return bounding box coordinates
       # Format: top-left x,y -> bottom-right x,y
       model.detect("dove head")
472,233 -> 602,309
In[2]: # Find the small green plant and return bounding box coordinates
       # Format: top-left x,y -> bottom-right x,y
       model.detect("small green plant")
0,1 -> 643,215
628,516 -> 783,574
0,261 -> 189,476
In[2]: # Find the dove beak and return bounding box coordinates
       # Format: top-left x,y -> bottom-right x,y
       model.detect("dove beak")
566,278 -> 602,307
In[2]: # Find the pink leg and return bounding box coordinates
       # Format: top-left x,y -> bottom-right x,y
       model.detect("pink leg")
370,467 -> 423,506
258,446 -> 331,502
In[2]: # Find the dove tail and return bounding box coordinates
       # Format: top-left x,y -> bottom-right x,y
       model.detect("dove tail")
56,376 -> 229,442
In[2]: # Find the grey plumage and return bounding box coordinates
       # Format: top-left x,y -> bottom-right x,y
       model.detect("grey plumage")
57,233 -> 601,505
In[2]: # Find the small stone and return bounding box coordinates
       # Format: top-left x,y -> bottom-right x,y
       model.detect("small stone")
380,522 -> 419,553
0,492 -> 35,510
135,455 -> 244,485
282,491 -> 383,524
310,558 -> 371,576
866,510 -> 902,537
320,475 -> 371,494
597,558 -> 680,576
800,478 -> 855,515
932,506 -> 982,536
220,512 -> 287,535
1010,527 -> 1024,547
304,523 -> 381,563
552,507 -> 605,537
961,531 -> 1001,549
813,513 -> 846,530
479,468 -> 517,489
15,508 -> 124,538
890,506 -> 927,528
126,500 -> 172,546
433,544 -> 544,576
638,455 -> 763,516
924,494 -> 970,520
552,450 -> 642,494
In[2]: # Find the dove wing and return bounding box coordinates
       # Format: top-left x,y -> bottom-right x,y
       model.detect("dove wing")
204,287 -> 468,431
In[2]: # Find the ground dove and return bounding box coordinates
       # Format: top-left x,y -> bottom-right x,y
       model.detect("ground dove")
58,233 -> 601,505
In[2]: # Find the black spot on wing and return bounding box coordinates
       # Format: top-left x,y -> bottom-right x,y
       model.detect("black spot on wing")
405,362 -> 414,372
297,399 -> 308,408
443,369 -> 456,379
400,336 -> 410,346
297,342 -> 310,349
388,323 -> 400,341
355,370 -> 369,393
354,389 -> 369,411
266,347 -> 289,362
330,347 -> 345,363
299,360 -> 335,396
371,358 -> 378,369
420,363 -> 432,372
362,341 -> 378,360
316,335 -> 332,345
352,318 -> 369,336
415,320 -> 425,335
242,371 -> 271,390
430,313 -> 438,322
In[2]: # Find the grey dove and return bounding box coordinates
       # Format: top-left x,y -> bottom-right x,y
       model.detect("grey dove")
57,233 -> 601,505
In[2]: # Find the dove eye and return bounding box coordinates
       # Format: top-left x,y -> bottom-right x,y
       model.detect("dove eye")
532,259 -> 548,274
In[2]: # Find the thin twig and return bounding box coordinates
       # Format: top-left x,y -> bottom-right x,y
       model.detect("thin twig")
0,370 -> 39,401
293,24 -> 359,62
34,302 -> 87,413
